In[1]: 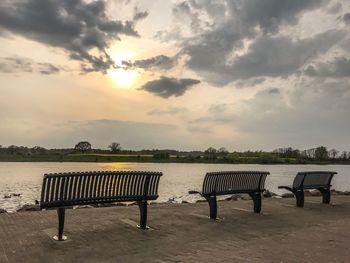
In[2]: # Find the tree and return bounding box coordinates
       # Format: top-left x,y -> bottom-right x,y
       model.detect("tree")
7,145 -> 19,154
108,142 -> 122,153
32,146 -> 47,155
314,146 -> 328,161
217,147 -> 229,157
329,149 -> 339,159
204,147 -> 217,159
74,141 -> 92,153
340,151 -> 348,160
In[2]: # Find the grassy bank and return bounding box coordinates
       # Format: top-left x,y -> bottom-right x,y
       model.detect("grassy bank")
0,153 -> 349,164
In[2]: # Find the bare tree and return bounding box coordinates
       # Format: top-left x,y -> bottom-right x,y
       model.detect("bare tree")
108,142 -> 122,153
340,151 -> 348,160
329,149 -> 339,159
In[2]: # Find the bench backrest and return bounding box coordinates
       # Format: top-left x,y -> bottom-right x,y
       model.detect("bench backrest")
40,171 -> 162,209
292,171 -> 336,189
202,171 -> 269,196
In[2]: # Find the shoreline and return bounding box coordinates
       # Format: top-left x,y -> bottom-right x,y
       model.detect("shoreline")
1,159 -> 350,165
2,189 -> 349,214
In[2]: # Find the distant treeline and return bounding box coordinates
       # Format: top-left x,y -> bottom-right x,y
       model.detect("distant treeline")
0,142 -> 349,164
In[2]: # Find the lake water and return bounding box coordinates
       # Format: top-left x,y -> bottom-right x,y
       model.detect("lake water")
0,162 -> 349,212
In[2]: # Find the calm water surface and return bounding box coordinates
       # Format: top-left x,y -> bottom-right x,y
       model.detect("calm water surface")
0,162 -> 349,212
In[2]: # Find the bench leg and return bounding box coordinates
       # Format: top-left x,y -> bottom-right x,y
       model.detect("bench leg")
318,188 -> 331,204
249,192 -> 262,213
137,200 -> 149,229
295,190 -> 304,207
205,196 -> 217,220
54,208 -> 67,241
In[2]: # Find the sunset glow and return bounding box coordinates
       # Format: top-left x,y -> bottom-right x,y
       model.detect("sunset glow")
0,0 -> 349,151
109,68 -> 138,88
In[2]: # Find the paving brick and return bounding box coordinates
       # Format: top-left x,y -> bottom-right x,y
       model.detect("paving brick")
0,196 -> 349,262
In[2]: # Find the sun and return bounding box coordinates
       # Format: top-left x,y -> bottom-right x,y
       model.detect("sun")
109,68 -> 138,88
108,48 -> 139,88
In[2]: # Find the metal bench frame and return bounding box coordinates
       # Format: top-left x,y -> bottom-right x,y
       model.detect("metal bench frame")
278,171 -> 337,207
40,171 -> 162,241
192,171 -> 269,219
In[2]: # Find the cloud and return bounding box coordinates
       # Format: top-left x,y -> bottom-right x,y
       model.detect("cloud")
0,0 -> 140,73
148,107 -> 188,115
327,2 -> 342,14
184,29 -> 345,85
344,13 -> 350,24
0,56 -> 61,75
122,55 -> 174,70
141,77 -> 200,98
304,57 -> 350,79
268,88 -> 280,94
229,79 -> 350,149
133,7 -> 148,22
229,30 -> 345,80
157,0 -> 344,86
236,0 -> 326,34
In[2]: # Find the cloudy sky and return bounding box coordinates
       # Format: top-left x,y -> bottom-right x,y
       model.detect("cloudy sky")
0,0 -> 350,151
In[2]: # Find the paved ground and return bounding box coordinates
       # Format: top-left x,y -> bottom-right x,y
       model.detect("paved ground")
0,196 -> 349,263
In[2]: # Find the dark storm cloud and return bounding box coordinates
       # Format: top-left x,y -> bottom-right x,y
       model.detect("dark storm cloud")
0,57 -> 61,75
184,29 -> 345,85
167,0 -> 341,85
344,13 -> 350,24
141,77 -> 200,98
304,57 -> 350,79
236,0 -> 326,34
122,55 -> 174,70
0,0 -> 140,73
229,30 -> 345,80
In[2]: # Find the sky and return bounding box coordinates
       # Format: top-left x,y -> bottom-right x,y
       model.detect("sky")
0,0 -> 350,151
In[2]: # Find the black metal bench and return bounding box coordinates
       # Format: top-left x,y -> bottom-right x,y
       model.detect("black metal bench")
190,171 -> 269,219
40,171 -> 162,241
278,171 -> 337,207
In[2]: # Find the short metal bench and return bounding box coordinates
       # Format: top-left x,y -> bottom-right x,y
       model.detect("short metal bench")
278,171 -> 337,207
40,171 -> 162,241
190,171 -> 269,219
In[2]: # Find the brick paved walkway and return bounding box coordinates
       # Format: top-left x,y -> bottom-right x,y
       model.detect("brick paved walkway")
0,196 -> 349,262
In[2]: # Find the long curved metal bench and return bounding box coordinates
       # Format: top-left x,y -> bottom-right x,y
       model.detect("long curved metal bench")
40,171 -> 162,241
190,171 -> 269,219
278,171 -> 337,207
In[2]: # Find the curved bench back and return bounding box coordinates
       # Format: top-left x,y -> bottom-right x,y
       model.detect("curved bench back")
40,171 -> 162,209
202,171 -> 269,196
292,171 -> 336,189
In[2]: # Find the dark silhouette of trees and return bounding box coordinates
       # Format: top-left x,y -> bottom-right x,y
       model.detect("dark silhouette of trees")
204,147 -> 217,160
217,147 -> 229,157
315,146 -> 328,161
340,151 -> 349,160
329,149 -> 339,159
74,141 -> 92,153
108,142 -> 122,153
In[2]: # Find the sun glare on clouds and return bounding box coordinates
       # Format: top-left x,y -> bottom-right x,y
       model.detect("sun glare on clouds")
109,68 -> 138,88
108,49 -> 139,88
